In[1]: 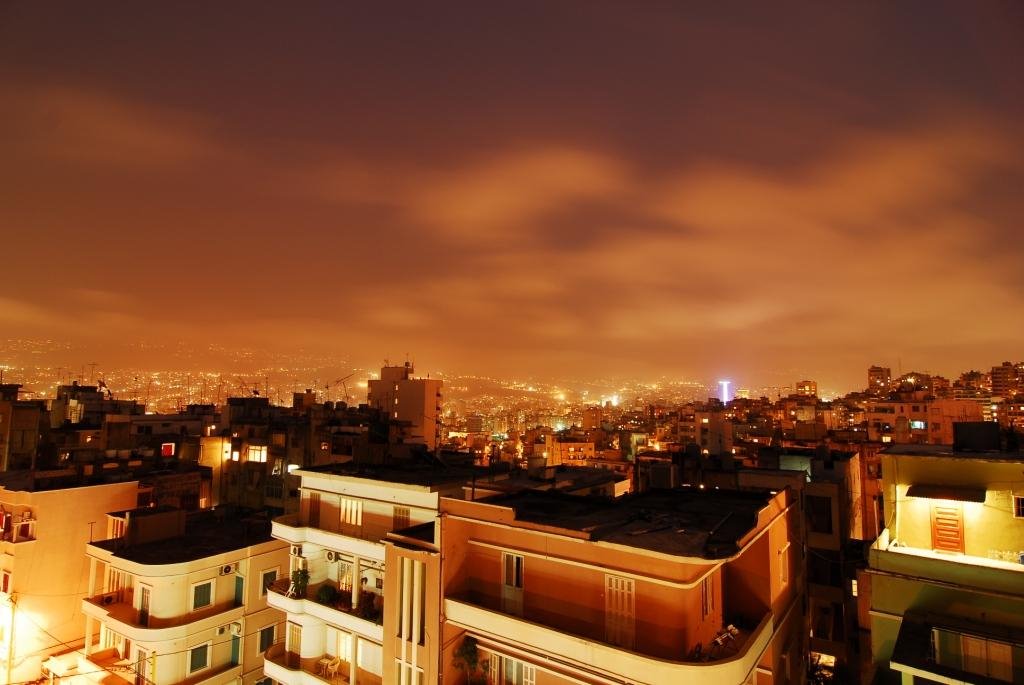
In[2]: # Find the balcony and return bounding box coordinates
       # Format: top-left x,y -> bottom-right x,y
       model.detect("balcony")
82,592 -> 244,643
267,579 -> 384,640
272,514 -> 386,562
47,647 -> 242,685
870,529 -> 1024,596
264,642 -> 351,685
445,596 -> 772,683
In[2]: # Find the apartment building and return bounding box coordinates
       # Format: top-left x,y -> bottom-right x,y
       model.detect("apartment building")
54,508 -> 288,685
440,487 -> 805,685
865,398 -> 982,445
263,462 -> 470,685
0,480 -> 141,684
367,363 -> 443,452
860,428 -> 1024,683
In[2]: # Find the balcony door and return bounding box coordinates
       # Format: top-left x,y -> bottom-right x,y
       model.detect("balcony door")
930,502 -> 964,554
308,492 -> 321,527
500,552 -> 524,617
286,622 -> 302,668
134,648 -> 149,685
605,574 -> 635,649
138,586 -> 150,627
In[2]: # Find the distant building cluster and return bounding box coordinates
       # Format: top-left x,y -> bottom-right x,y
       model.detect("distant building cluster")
0,359 -> 1021,684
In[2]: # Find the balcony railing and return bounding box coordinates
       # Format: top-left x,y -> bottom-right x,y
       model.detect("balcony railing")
870,529 -> 1024,596
268,578 -> 384,626
446,595 -> 773,683
264,641 -> 350,685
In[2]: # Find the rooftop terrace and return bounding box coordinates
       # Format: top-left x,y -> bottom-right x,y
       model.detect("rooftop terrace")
465,487 -> 780,558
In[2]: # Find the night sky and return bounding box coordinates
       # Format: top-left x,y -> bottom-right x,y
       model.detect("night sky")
2,2 -> 1022,390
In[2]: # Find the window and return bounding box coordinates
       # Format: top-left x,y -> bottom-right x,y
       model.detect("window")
490,655 -> 536,685
192,580 -> 213,611
188,643 -> 210,674
501,552 -> 524,616
393,506 -> 411,531
396,557 -> 426,645
247,445 -> 268,463
1014,496 -> 1024,519
259,625 -> 276,652
1,570 -> 11,594
955,633 -> 1013,682
261,569 -> 278,595
502,553 -> 523,589
161,442 -> 175,457
340,498 -> 363,527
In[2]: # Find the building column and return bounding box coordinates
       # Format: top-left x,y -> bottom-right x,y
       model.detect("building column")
87,558 -> 97,598
349,633 -> 358,685
351,556 -> 362,610
84,616 -> 94,656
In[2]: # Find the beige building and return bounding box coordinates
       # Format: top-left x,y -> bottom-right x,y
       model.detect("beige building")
0,480 -> 141,684
861,436 -> 1024,683
367,363 -> 443,452
263,462 -> 469,685
50,507 -> 288,685
440,487 -> 805,684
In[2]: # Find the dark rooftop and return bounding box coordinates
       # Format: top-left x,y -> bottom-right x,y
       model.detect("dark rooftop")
299,460 -> 480,487
474,488 -> 778,559
91,510 -> 274,564
882,443 -> 1023,461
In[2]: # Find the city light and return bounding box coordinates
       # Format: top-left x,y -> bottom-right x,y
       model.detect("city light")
718,380 -> 731,403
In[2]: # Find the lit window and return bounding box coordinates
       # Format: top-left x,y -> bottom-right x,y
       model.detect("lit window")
340,498 -> 363,527
192,581 -> 213,611
188,643 -> 210,673
161,442 -> 175,457
247,445 -> 268,463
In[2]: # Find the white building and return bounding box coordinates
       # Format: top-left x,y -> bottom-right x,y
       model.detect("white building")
263,463 -> 467,685
0,480 -> 142,684
367,363 -> 442,451
49,507 -> 288,685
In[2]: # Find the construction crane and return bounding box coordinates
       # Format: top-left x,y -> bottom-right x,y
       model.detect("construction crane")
325,373 -> 356,404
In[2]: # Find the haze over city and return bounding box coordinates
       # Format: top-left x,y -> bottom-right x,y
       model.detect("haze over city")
3,2 -> 1023,392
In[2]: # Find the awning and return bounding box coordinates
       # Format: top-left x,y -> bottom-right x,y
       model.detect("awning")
906,484 -> 986,503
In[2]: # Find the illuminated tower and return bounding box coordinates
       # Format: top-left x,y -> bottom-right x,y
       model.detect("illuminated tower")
718,380 -> 731,403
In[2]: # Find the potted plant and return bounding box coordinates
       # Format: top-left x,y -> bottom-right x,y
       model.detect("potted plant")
316,583 -> 339,606
291,568 -> 310,597
453,635 -> 490,684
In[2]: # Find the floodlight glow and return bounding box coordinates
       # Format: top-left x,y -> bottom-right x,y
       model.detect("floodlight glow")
718,380 -> 731,403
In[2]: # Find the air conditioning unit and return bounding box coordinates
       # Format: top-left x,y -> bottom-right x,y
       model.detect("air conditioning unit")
290,545 -> 303,557
219,563 -> 237,575
230,621 -> 243,636
325,550 -> 339,562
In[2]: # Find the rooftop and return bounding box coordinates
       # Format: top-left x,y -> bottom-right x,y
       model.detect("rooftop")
882,443 -> 1024,461
467,488 -> 779,558
298,460 -> 479,488
91,510 -> 274,564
